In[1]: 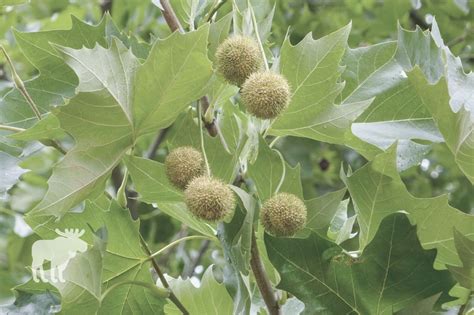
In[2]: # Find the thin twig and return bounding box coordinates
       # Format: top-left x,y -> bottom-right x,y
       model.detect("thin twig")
250,230 -> 280,315
140,235 -> 190,315
148,235 -> 212,260
1,46 -> 67,155
0,124 -> 25,133
206,0 -> 228,22
249,5 -> 269,70
147,127 -> 170,159
184,239 -> 211,277
1,46 -> 42,120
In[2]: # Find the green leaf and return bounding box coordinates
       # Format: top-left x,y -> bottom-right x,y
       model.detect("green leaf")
55,38 -> 140,122
48,240 -> 104,314
408,67 -> 474,184
269,24 -> 372,145
133,25 -> 213,135
345,145 -> 406,251
396,20 -> 473,182
25,90 -> 133,220
1,16 -> 110,128
447,230 -> 474,290
341,36 -> 442,169
8,114 -> 66,142
296,188 -> 347,239
218,186 -> 255,274
395,24 -> 443,83
396,293 -> 441,315
345,145 -> 474,268
326,198 -> 357,245
27,200 -> 166,314
247,138 -> 303,202
24,37 -> 141,220
208,13 -> 233,62
164,266 -> 234,315
266,214 -> 453,315
124,155 -> 216,238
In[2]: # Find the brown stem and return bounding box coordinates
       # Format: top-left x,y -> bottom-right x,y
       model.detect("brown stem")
250,231 -> 280,315
159,0 -> 218,137
200,96 -> 218,137
160,0 -> 184,33
140,236 -> 189,314
147,127 -> 170,159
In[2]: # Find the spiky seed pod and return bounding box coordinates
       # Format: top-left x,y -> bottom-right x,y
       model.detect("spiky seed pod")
240,71 -> 291,119
184,176 -> 236,221
165,146 -> 205,190
216,35 -> 263,86
260,192 -> 307,237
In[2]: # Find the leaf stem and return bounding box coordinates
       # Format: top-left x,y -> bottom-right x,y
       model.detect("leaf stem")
1,46 -> 67,155
249,4 -> 269,70
0,45 -> 42,120
116,167 -> 129,208
269,136 -> 281,148
147,235 -> 213,260
140,235 -> 190,315
0,124 -> 25,133
250,230 -> 280,315
206,0 -> 228,22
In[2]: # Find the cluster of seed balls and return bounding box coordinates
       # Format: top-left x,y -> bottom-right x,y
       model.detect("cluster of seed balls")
165,146 -> 235,222
163,35 -> 306,236
216,35 -> 291,120
165,147 -> 306,235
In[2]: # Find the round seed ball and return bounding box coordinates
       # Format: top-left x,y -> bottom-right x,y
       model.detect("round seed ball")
165,146 -> 205,190
240,71 -> 291,119
184,176 -> 236,221
260,192 -> 307,237
216,35 -> 263,86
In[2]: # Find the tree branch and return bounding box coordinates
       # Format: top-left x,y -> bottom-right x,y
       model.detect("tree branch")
160,0 -> 184,33
250,231 -> 280,315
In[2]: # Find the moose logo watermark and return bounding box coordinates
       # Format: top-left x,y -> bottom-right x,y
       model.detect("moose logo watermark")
31,228 -> 87,283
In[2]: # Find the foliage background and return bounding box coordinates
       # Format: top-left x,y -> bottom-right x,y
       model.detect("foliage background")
0,0 -> 473,314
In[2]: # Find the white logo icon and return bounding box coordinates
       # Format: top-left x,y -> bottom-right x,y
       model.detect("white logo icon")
31,228 -> 87,283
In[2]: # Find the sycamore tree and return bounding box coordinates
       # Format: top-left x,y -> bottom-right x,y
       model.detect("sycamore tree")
0,0 -> 473,314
